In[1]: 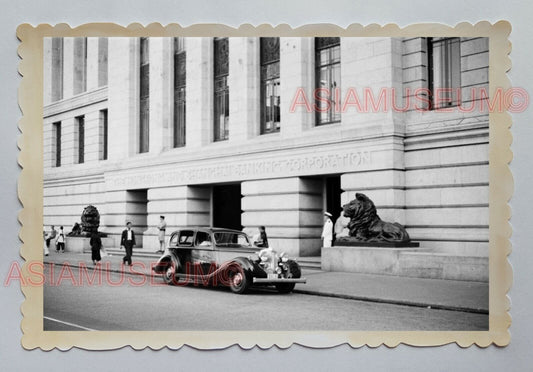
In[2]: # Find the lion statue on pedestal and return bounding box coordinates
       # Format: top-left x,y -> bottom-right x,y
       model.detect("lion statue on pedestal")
340,193 -> 410,243
81,205 -> 100,235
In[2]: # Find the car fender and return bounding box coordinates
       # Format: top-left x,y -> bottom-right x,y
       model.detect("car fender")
215,256 -> 257,284
152,252 -> 180,274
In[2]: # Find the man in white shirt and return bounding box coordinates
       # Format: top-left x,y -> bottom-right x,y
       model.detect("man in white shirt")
321,212 -> 334,248
120,222 -> 136,266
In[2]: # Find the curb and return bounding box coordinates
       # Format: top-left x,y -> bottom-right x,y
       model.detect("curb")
292,289 -> 488,314
43,261 -> 488,315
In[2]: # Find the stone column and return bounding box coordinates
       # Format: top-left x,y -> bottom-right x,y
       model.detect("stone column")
83,110 -> 101,163
186,37 -> 213,147
401,38 -> 429,111
340,37 -> 404,135
149,37 -> 173,153
280,37 -> 314,136
103,190 -> 148,248
143,186 -> 211,251
107,37 -> 140,159
43,38 -> 53,105
228,37 -> 260,141
43,119 -> 55,168
86,37 -> 100,91
60,117 -> 77,166
242,177 -> 323,257
62,38 -> 75,99
339,38 -> 406,223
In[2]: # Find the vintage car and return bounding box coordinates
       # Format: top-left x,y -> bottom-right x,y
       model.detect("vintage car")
152,227 -> 306,294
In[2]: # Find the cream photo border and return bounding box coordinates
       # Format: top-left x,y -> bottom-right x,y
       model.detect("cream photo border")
17,21 -> 512,350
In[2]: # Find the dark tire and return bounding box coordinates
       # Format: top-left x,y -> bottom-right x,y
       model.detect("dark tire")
276,260 -> 301,294
227,264 -> 249,294
162,260 -> 179,285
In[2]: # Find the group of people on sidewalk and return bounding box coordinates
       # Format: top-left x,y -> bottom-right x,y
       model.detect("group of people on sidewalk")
43,225 -> 65,256
45,210 -> 344,266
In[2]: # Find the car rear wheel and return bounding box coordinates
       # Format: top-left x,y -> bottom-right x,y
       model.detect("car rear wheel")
227,264 -> 249,294
162,260 -> 178,285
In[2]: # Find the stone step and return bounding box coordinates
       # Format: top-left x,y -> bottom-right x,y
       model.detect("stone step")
296,256 -> 322,270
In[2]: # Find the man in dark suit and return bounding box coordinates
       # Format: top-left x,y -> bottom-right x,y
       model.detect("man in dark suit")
120,221 -> 136,266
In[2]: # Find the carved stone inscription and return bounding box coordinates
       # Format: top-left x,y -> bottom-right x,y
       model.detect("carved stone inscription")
107,150 -> 372,190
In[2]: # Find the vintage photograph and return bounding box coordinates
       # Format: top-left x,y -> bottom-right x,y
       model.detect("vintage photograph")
15,22 -> 512,348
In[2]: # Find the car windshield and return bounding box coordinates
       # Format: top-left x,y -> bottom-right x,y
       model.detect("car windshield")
213,232 -> 251,247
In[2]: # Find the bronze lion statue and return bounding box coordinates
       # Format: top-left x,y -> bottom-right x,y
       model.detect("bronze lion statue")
340,193 -> 410,243
81,205 -> 100,235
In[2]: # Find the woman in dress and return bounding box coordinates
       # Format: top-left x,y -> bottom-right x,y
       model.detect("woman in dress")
90,231 -> 102,265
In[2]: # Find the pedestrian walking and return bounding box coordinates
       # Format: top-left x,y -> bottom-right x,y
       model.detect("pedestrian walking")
90,231 -> 102,265
156,215 -> 167,253
120,221 -> 136,266
321,212 -> 333,248
45,225 -> 56,249
55,226 -> 65,253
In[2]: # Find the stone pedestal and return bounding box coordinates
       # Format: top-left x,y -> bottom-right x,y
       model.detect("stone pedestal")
65,236 -> 115,253
321,245 -> 488,282
322,245 -> 424,276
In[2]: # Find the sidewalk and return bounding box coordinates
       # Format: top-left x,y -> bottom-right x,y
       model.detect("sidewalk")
43,251 -> 488,314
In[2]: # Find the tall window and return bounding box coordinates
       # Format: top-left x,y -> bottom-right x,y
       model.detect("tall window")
427,37 -> 461,109
76,115 -> 85,164
173,38 -> 186,148
260,37 -> 280,134
315,37 -> 341,125
51,38 -> 63,101
139,37 -> 150,153
98,38 -> 108,87
73,37 -> 87,95
100,109 -> 108,160
53,122 -> 61,167
214,37 -> 229,142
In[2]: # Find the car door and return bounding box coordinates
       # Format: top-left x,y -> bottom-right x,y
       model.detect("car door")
191,230 -> 216,277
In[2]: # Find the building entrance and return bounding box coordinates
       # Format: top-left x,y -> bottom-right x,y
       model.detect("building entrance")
212,184 -> 242,230
325,176 -> 342,219
126,189 -> 148,248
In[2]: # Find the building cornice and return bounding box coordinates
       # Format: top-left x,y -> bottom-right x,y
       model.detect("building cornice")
43,86 -> 108,118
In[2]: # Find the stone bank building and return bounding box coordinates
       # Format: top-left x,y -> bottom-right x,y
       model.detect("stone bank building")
43,36 -> 490,281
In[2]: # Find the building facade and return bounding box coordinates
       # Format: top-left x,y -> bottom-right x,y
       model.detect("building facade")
43,37 -> 489,278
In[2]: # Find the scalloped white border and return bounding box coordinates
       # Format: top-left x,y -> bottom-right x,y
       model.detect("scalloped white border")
17,22 -> 512,350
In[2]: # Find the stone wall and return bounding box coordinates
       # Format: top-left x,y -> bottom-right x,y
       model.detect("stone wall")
43,36 -> 490,263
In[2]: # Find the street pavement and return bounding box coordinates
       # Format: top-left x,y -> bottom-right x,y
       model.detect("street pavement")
43,264 -> 488,331
43,250 -> 488,313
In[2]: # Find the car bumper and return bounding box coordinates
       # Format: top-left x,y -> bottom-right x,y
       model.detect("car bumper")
252,277 -> 307,284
